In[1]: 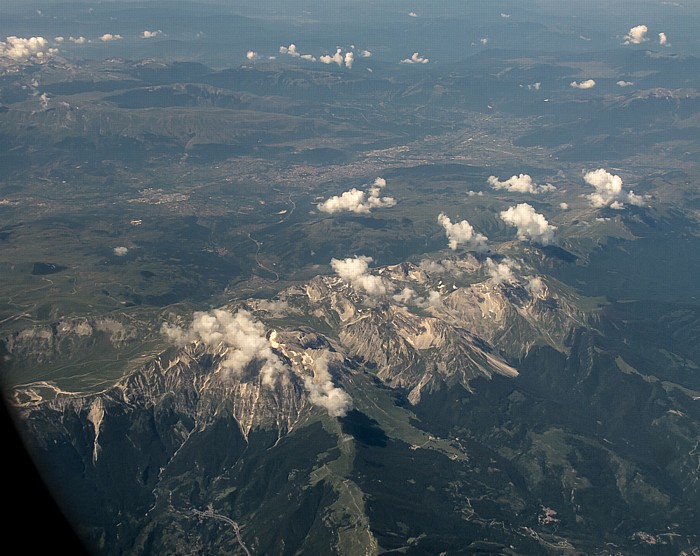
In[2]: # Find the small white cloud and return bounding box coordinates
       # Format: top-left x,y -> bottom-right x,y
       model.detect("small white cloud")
69,36 -> 86,45
318,178 -> 395,214
54,36 -> 64,43
304,349 -> 353,418
280,43 -> 299,56
488,174 -> 555,194
99,33 -> 123,42
624,25 -> 648,45
438,213 -> 488,251
331,255 -> 388,297
583,168 -> 645,209
246,50 -> 259,61
659,32 -> 669,46
501,13 -> 511,18
486,257 -> 517,284
526,276 -> 546,296
344,51 -> 354,69
500,203 -> 556,245
570,79 -> 596,89
616,80 -> 634,87
320,48 -> 343,66
360,49 -> 372,58
408,12 -> 418,17
142,30 -> 162,39
467,190 -> 484,197
559,202 -> 569,210
393,287 -> 417,304
113,246 -> 128,256
480,37 -> 489,45
528,82 -> 541,91
400,52 -> 429,64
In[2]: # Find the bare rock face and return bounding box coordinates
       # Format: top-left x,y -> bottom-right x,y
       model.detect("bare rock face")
3,316 -> 140,365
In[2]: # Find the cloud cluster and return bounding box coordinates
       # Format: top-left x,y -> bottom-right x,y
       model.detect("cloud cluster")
659,32 -> 669,46
330,255 -> 387,296
437,213 -> 488,251
617,80 -> 634,87
142,30 -> 162,39
99,34 -> 123,42
624,25 -> 648,45
280,43 -> 315,61
113,246 -> 128,256
318,177 -> 395,214
401,52 -> 429,64
583,168 -> 645,209
246,50 -> 259,61
570,79 -> 596,89
0,36 -> 57,62
392,287 -> 441,308
500,203 -> 556,245
304,350 -> 353,417
487,174 -> 555,194
69,36 -> 86,44
280,43 -> 360,67
162,309 -> 286,385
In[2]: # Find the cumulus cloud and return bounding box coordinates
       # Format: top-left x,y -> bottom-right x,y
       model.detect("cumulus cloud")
142,30 -> 162,38
99,33 -> 123,42
501,13 -> 511,18
0,36 -> 57,62
659,32 -> 669,46
480,37 -> 489,45
500,203 -> 556,245
69,36 -> 86,44
486,257 -> 517,284
331,255 -> 387,296
318,177 -> 395,214
344,51 -> 354,69
246,50 -> 259,60
437,213 -> 488,251
570,79 -> 596,89
559,202 -> 569,210
617,80 -> 634,87
280,43 -> 299,56
162,309 -> 286,386
584,168 -> 645,209
487,174 -> 555,194
360,49 -> 372,58
392,286 -> 441,308
320,48 -> 344,66
528,82 -> 541,90
624,25 -> 648,45
304,349 -> 353,417
54,36 -> 64,43
113,246 -> 128,256
408,12 -> 418,17
401,52 -> 429,64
